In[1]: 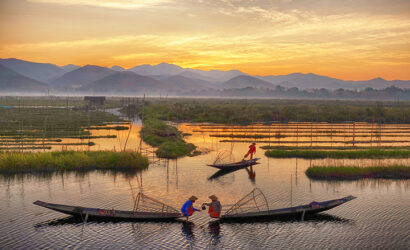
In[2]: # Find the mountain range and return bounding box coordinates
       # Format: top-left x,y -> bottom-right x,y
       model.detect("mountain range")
0,58 -> 409,95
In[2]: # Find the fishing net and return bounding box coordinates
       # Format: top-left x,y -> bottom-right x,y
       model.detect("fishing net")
213,150 -> 236,165
224,188 -> 269,215
133,192 -> 180,214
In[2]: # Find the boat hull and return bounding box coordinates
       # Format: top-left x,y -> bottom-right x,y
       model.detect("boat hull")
34,200 -> 183,221
208,158 -> 260,170
220,195 -> 356,221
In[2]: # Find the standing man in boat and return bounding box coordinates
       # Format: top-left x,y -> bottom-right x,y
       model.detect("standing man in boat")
202,195 -> 222,218
242,142 -> 256,161
181,196 -> 200,220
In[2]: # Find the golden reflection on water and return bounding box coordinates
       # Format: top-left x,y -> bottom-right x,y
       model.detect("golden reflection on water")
4,122 -> 410,151
3,121 -> 409,210
1,124 -> 410,249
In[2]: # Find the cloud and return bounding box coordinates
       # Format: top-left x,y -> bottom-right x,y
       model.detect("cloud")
2,0 -> 408,79
27,0 -> 175,9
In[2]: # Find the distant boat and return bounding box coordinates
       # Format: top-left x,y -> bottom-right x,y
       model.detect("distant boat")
207,158 -> 260,170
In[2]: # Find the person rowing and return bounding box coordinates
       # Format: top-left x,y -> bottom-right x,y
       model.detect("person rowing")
181,195 -> 201,220
242,142 -> 256,161
202,195 -> 222,218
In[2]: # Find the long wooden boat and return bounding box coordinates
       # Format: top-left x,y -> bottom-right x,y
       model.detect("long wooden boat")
207,158 -> 260,170
220,195 -> 356,221
33,200 -> 183,221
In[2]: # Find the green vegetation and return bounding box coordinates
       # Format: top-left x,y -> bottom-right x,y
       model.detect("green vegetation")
265,149 -> 410,159
121,98 -> 410,124
140,117 -> 196,159
261,146 -> 410,150
0,96 -> 127,109
306,165 -> 410,180
0,151 -> 149,174
0,107 -> 123,150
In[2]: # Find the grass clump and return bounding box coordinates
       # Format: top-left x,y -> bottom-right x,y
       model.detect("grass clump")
140,117 -> 196,159
306,165 -> 410,180
265,149 -> 410,159
0,151 -> 149,174
156,141 -> 196,159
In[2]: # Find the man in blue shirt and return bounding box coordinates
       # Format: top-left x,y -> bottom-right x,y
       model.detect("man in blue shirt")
181,196 -> 200,220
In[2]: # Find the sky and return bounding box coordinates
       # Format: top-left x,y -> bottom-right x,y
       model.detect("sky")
0,0 -> 409,80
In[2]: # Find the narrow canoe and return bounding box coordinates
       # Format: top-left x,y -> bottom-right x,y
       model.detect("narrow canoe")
220,195 -> 356,221
33,200 -> 183,221
207,158 -> 260,170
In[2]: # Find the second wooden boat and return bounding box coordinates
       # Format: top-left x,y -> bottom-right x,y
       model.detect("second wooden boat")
220,188 -> 356,221
207,158 -> 260,170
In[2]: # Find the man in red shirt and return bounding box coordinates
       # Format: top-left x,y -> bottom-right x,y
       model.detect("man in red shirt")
202,195 -> 222,218
242,142 -> 256,161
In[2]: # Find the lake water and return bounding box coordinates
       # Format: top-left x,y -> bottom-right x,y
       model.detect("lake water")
1,122 -> 409,249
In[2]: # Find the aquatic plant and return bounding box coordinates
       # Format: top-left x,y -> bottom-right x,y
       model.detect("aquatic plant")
0,107 -> 124,151
306,165 -> 410,180
140,117 -> 196,159
0,151 -> 149,174
265,149 -> 410,159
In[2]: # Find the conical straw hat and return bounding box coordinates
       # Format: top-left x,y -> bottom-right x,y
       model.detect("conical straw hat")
209,195 -> 218,200
189,195 -> 198,201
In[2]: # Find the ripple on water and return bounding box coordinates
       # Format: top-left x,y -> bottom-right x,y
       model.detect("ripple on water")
1,138 -> 410,249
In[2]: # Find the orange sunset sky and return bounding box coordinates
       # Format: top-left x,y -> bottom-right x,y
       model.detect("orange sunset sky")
0,0 -> 409,80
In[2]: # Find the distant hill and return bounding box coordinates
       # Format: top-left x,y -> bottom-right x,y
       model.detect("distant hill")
260,73 -> 410,90
177,71 -> 211,82
52,65 -> 115,91
128,63 -> 184,76
1,58 -> 409,95
221,75 -> 275,89
61,64 -> 80,73
111,65 -> 125,71
187,68 -> 246,82
260,73 -> 344,89
164,75 -> 212,90
85,71 -> 174,94
128,63 -> 246,82
345,78 -> 410,90
0,64 -> 49,92
0,58 -> 64,83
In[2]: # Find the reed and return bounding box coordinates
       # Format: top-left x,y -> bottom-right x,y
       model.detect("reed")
306,165 -> 410,180
0,151 -> 149,174
265,149 -> 410,159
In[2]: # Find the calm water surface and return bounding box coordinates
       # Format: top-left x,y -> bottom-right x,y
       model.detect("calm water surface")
1,123 -> 409,249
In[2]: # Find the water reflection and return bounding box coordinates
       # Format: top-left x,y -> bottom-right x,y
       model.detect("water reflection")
181,221 -> 195,239
222,213 -> 352,224
208,165 -> 258,182
208,221 -> 221,246
245,166 -> 256,183
2,121 -> 410,249
0,169 -> 144,182
311,178 -> 410,191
